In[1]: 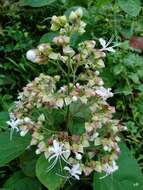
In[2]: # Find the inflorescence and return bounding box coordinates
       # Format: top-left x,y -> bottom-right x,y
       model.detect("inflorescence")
7,8 -> 125,180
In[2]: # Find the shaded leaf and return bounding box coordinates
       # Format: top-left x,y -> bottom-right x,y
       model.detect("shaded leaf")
20,149 -> 38,177
0,132 -> 30,167
68,117 -> 85,135
36,155 -> 65,190
93,143 -> 143,190
40,32 -> 59,43
0,112 -> 9,129
20,0 -> 56,7
4,171 -> 25,189
118,0 -> 141,17
14,177 -> 42,190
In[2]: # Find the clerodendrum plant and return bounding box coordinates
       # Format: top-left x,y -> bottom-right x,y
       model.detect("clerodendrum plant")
7,8 -> 125,184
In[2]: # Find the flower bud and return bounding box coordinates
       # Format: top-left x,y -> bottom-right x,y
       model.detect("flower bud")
63,46 -> 75,56
26,49 -> 39,63
53,35 -> 70,46
96,59 -> 105,68
38,43 -> 52,56
59,15 -> 67,25
48,52 -> 60,60
75,8 -> 83,18
75,152 -> 82,160
69,11 -> 77,21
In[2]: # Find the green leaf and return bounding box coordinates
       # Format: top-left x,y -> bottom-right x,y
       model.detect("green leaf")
70,33 -> 79,49
69,101 -> 91,120
115,84 -> 132,95
4,171 -> 25,189
68,101 -> 91,135
20,0 -> 56,7
14,177 -> 42,190
0,112 -> 9,129
20,149 -> 38,177
0,132 -> 31,167
93,143 -> 143,190
96,0 -> 113,7
68,117 -> 85,135
129,73 -> 140,84
118,0 -> 141,17
36,155 -> 65,190
40,32 -> 59,43
113,64 -> 124,75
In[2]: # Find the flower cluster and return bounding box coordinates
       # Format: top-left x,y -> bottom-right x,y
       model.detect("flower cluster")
7,8 -> 124,180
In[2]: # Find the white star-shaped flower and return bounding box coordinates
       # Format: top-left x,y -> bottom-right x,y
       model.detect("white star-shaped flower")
99,38 -> 115,52
95,86 -> 113,100
64,164 -> 82,180
6,114 -> 22,132
46,140 -> 71,172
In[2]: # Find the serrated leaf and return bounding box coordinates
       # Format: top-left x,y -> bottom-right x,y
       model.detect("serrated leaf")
20,0 -> 56,7
0,132 -> 30,167
118,0 -> 141,17
36,155 -> 65,190
93,143 -> 143,190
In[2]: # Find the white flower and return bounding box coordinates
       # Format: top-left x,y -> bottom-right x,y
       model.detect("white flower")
26,49 -> 38,62
64,164 -> 82,180
47,140 -> 71,172
95,87 -> 113,100
100,161 -> 118,179
99,38 -> 115,52
103,161 -> 118,175
6,114 -> 22,132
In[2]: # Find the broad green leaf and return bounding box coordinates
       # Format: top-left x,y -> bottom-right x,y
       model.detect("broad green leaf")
0,112 -> 9,129
93,143 -> 143,190
14,177 -> 42,190
0,132 -> 30,167
36,155 -> 65,190
20,0 -> 56,7
118,0 -> 141,17
68,117 -> 85,135
68,101 -> 91,135
4,171 -> 25,189
20,149 -> 38,177
40,32 -> 59,43
69,101 -> 92,120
